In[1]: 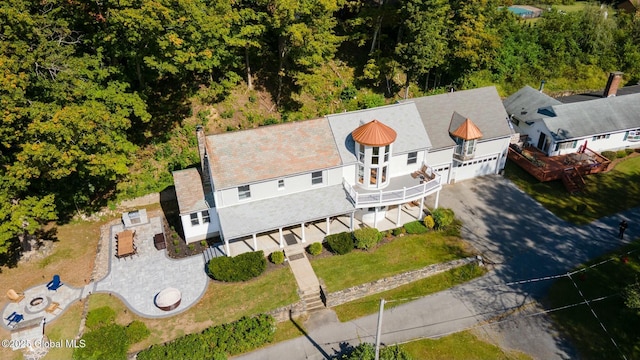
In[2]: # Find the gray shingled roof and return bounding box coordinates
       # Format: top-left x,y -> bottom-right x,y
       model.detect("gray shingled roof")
173,168 -> 209,215
326,102 -> 432,164
408,86 -> 512,149
502,85 -> 562,124
545,93 -> 640,140
217,185 -> 355,239
206,118 -> 342,189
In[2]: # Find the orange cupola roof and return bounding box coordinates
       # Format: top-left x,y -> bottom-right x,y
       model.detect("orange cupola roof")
450,117 -> 483,140
351,120 -> 397,146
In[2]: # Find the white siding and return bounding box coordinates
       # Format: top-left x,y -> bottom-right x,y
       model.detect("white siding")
550,131 -> 640,156
181,208 -> 220,243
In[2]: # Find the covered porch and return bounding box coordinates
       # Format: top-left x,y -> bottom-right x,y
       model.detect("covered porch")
215,201 -> 425,257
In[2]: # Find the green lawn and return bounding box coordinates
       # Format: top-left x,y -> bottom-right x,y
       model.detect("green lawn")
402,331 -> 531,360
311,232 -> 473,292
334,263 -> 486,321
504,155 -> 640,224
547,240 -> 640,359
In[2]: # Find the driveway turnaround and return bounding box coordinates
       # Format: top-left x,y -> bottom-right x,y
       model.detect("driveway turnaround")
234,176 -> 638,360
94,217 -> 209,318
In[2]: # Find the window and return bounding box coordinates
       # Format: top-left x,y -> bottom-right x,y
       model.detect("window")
358,144 -> 365,162
592,134 -> 610,141
312,171 -> 323,185
201,210 -> 210,223
372,147 -> 379,165
190,213 -> 199,226
384,145 -> 390,162
238,185 -> 251,200
278,179 -> 285,189
556,141 -> 577,151
625,129 -> 640,142
465,139 -> 476,155
357,165 -> 364,184
407,152 -> 417,165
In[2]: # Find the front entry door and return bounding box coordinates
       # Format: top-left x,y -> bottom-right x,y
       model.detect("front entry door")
537,133 -> 547,151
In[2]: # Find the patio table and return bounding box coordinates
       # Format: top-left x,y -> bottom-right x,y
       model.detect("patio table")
117,230 -> 135,257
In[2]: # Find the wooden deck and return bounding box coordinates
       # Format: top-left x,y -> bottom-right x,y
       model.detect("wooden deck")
508,145 -> 611,185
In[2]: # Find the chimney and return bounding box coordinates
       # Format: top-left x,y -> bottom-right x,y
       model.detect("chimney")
603,71 -> 623,97
539,80 -> 546,92
195,125 -> 211,186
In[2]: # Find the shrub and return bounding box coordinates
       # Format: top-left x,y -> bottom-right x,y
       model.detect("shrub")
270,251 -> 285,264
423,215 -> 435,230
188,244 -> 195,251
201,240 -> 208,247
307,242 -> 323,256
208,251 -> 267,282
326,232 -> 354,255
392,227 -> 405,236
85,306 -> 116,330
353,228 -> 382,250
625,148 -> 635,156
126,320 -> 150,344
137,314 -> 275,360
432,208 -> 455,230
404,220 -> 429,234
74,324 -> 128,360
339,343 -> 412,360
601,151 -> 616,160
616,150 -> 627,158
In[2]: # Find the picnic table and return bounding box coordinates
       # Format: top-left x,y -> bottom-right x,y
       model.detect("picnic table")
117,230 -> 136,258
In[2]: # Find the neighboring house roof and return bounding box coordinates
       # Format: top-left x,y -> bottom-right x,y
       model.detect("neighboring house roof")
408,86 -> 512,149
217,185 -> 355,239
351,119 -> 398,146
327,102 -> 431,164
206,118 -> 342,189
173,168 -> 209,215
449,113 -> 483,140
558,84 -> 640,104
503,85 -> 562,124
544,93 -> 640,141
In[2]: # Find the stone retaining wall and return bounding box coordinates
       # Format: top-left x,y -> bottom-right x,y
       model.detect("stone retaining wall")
321,256 -> 480,308
266,301 -> 307,323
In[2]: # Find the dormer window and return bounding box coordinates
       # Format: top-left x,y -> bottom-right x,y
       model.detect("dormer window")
455,138 -> 476,157
449,113 -> 483,162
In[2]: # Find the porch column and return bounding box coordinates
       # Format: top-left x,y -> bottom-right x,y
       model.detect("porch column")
419,197 -> 425,220
252,233 -> 258,251
434,189 -> 440,209
350,212 -> 354,231
326,217 -> 331,235
396,204 -> 402,225
300,223 -> 306,243
278,227 -> 284,248
373,207 -> 379,228
224,237 -> 230,257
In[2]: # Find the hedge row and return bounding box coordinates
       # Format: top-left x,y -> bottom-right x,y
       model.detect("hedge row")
137,314 -> 275,360
208,250 -> 267,282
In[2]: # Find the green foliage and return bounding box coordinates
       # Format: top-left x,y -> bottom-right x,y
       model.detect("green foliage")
392,227 -> 406,236
201,240 -> 208,247
353,227 -> 382,250
625,148 -> 635,156
74,324 -> 129,360
137,314 -> 275,360
308,242 -> 323,256
432,208 -> 455,230
85,306 -> 116,331
125,321 -> 150,344
404,220 -> 429,234
358,93 -> 386,109
623,282 -> 640,310
601,151 -> 616,160
326,232 -> 354,255
340,85 -> 357,101
423,215 -> 435,230
339,343 -> 413,360
270,251 -> 285,265
208,251 -> 267,282
616,150 -> 628,159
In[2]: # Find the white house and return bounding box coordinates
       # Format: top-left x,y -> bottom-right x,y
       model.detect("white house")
172,86 -> 513,253
504,73 -> 640,157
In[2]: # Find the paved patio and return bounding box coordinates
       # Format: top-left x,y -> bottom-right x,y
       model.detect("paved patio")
94,216 -> 208,318
1,281 -> 86,331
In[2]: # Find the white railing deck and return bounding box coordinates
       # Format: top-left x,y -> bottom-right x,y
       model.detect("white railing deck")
343,166 -> 442,207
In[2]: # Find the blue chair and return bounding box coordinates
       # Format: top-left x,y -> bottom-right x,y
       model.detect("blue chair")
8,313 -> 23,327
47,274 -> 63,291
5,311 -> 17,321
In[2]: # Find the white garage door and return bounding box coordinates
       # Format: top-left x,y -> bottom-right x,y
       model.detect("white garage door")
452,156 -> 499,182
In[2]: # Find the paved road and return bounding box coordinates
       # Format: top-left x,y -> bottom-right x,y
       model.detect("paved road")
234,176 -> 638,360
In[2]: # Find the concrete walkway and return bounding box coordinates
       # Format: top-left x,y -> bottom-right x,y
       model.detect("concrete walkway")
94,217 -> 209,318
285,245 -> 320,293
233,176 -> 638,360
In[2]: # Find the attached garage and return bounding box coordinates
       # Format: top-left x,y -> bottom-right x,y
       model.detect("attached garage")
451,155 -> 499,182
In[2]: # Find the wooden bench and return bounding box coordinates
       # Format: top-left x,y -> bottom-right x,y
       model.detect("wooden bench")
45,302 -> 61,314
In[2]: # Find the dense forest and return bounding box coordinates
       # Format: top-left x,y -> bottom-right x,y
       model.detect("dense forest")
0,0 -> 639,255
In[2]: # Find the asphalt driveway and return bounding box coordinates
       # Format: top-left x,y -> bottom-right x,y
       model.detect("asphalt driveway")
234,175 -> 638,360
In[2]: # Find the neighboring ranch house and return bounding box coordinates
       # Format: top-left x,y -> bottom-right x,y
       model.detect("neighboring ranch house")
504,73 -> 640,157
172,87 -> 513,254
